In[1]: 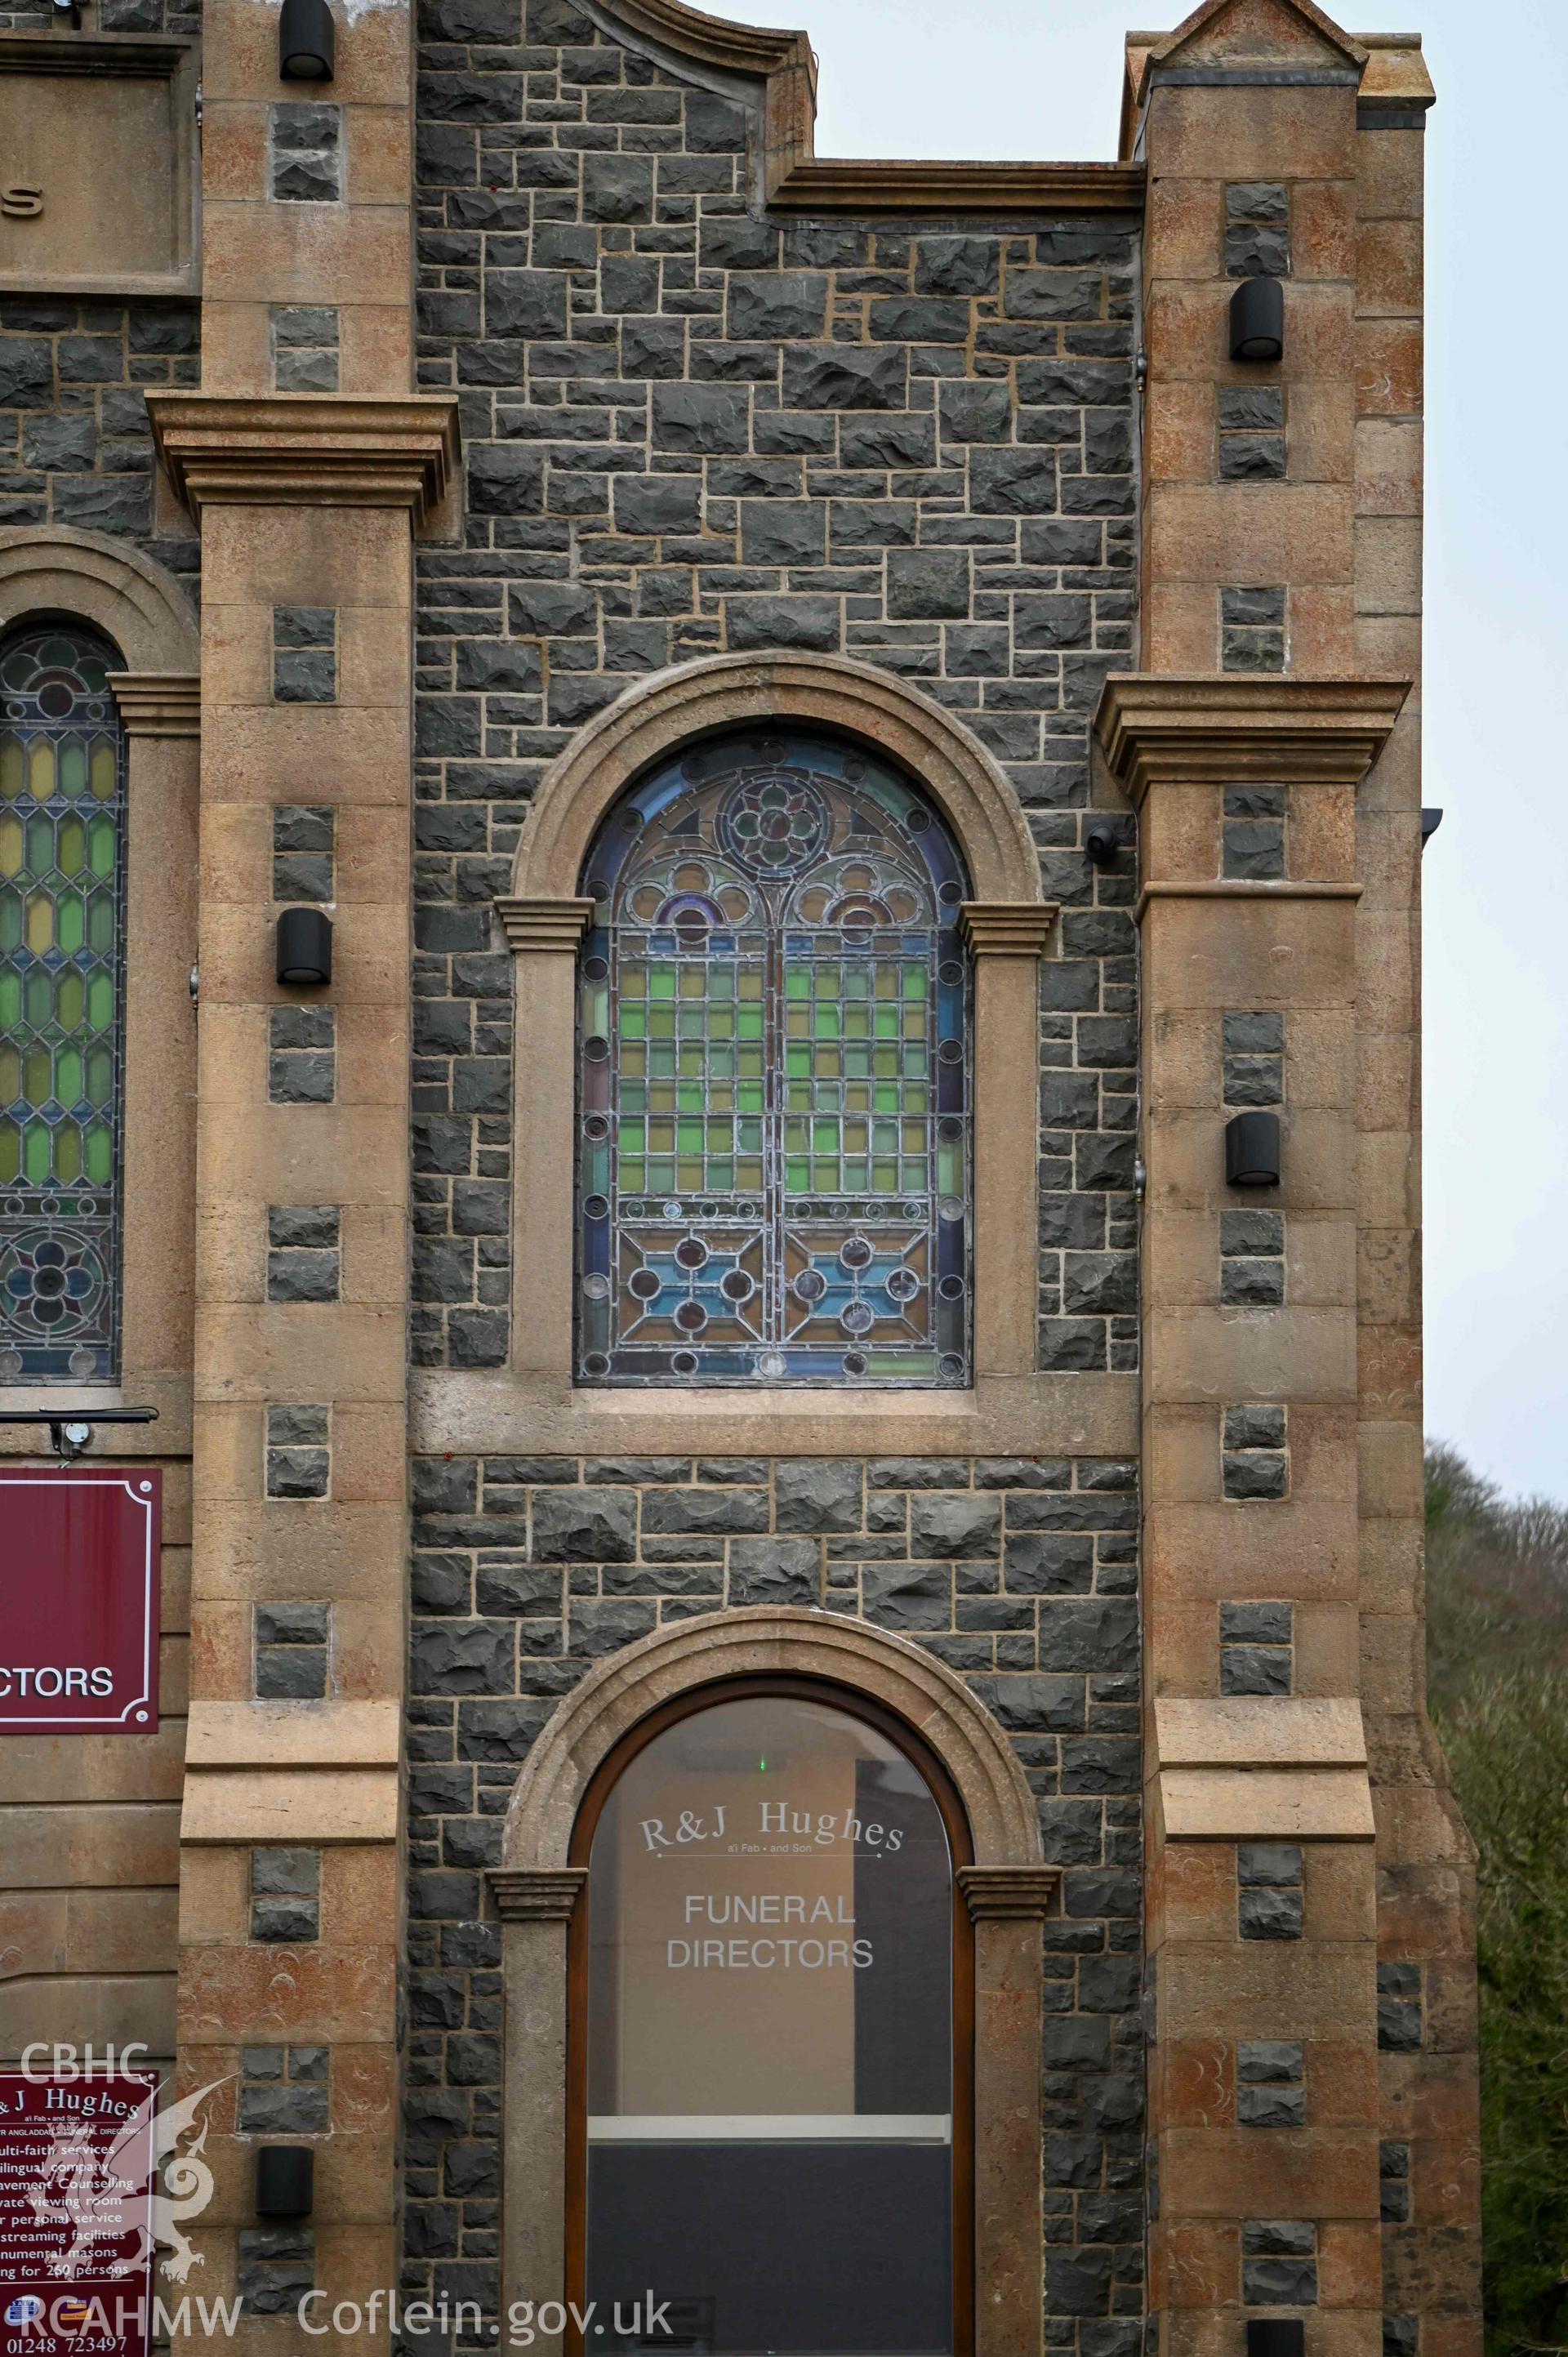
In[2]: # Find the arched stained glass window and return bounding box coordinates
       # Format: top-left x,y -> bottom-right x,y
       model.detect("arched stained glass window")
577,729 -> 972,1388
0,623 -> 127,1382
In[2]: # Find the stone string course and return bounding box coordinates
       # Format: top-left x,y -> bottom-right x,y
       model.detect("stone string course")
403,1451 -> 1145,2350
408,0 -> 1142,1379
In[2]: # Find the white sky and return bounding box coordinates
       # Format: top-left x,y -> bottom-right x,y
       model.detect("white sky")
692,0 -> 1568,1504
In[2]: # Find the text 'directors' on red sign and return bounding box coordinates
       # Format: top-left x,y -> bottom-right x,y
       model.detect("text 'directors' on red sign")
0,1468 -> 159,1732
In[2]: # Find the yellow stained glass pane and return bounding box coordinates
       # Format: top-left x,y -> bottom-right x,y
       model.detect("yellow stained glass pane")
58,815 -> 85,876
0,736 -> 21,799
28,740 -> 54,799
24,889 -> 52,953
89,740 -> 115,800
0,815 -> 20,876
0,1121 -> 17,1183
55,1122 -> 82,1183
0,1045 -> 17,1099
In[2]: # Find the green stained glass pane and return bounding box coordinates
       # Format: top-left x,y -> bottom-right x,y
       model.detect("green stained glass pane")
649,968 -> 676,1000
785,969 -> 809,1000
58,738 -> 87,800
0,622 -> 126,1379
621,1007 -> 646,1038
86,814 -> 114,880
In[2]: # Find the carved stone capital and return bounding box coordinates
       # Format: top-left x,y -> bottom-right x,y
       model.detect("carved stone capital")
959,902 -> 1056,959
488,1867 -> 588,1923
106,671 -> 200,737
145,394 -> 461,527
957,1865 -> 1060,1921
497,896 -> 595,954
1094,674 -> 1412,801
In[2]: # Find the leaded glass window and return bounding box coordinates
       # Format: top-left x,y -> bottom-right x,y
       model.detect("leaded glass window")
577,729 -> 972,1387
0,624 -> 127,1381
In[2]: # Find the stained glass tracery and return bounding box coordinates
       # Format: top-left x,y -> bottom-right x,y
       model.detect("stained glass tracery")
577,730 -> 972,1387
0,624 -> 126,1381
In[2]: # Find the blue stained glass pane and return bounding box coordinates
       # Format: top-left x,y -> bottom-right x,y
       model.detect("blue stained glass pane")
0,622 -> 126,1383
575,728 -> 973,1388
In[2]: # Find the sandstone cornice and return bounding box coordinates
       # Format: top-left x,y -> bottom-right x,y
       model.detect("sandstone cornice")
1094,674 -> 1411,800
487,1868 -> 589,1923
495,897 -> 595,954
145,393 -> 461,526
770,159 -> 1146,215
106,671 -> 201,737
603,0 -> 1143,212
959,902 -> 1057,959
956,1866 -> 1061,1921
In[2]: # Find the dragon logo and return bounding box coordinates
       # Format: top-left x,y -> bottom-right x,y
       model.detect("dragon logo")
24,2078 -> 229,2285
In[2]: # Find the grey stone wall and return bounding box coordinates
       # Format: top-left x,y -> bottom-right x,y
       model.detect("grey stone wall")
402,1451 -> 1145,2351
0,299 -> 200,602
409,0 -> 1141,1380
0,0 -> 195,29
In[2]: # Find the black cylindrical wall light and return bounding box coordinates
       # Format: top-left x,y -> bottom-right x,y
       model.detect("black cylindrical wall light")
1245,2324 -> 1304,2357
1225,1110 -> 1281,1189
279,0 -> 335,80
1230,275 -> 1285,363
276,907 -> 333,987
255,2145 -> 314,2220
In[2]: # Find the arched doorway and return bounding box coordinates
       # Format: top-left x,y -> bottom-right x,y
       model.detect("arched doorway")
566,1676 -> 975,2354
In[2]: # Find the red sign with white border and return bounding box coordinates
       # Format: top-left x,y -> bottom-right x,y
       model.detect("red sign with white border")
0,2070 -> 156,2357
0,1468 -> 159,1733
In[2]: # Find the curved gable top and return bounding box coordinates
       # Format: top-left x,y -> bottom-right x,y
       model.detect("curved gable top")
505,651 -> 1045,910
595,0 -> 1143,212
